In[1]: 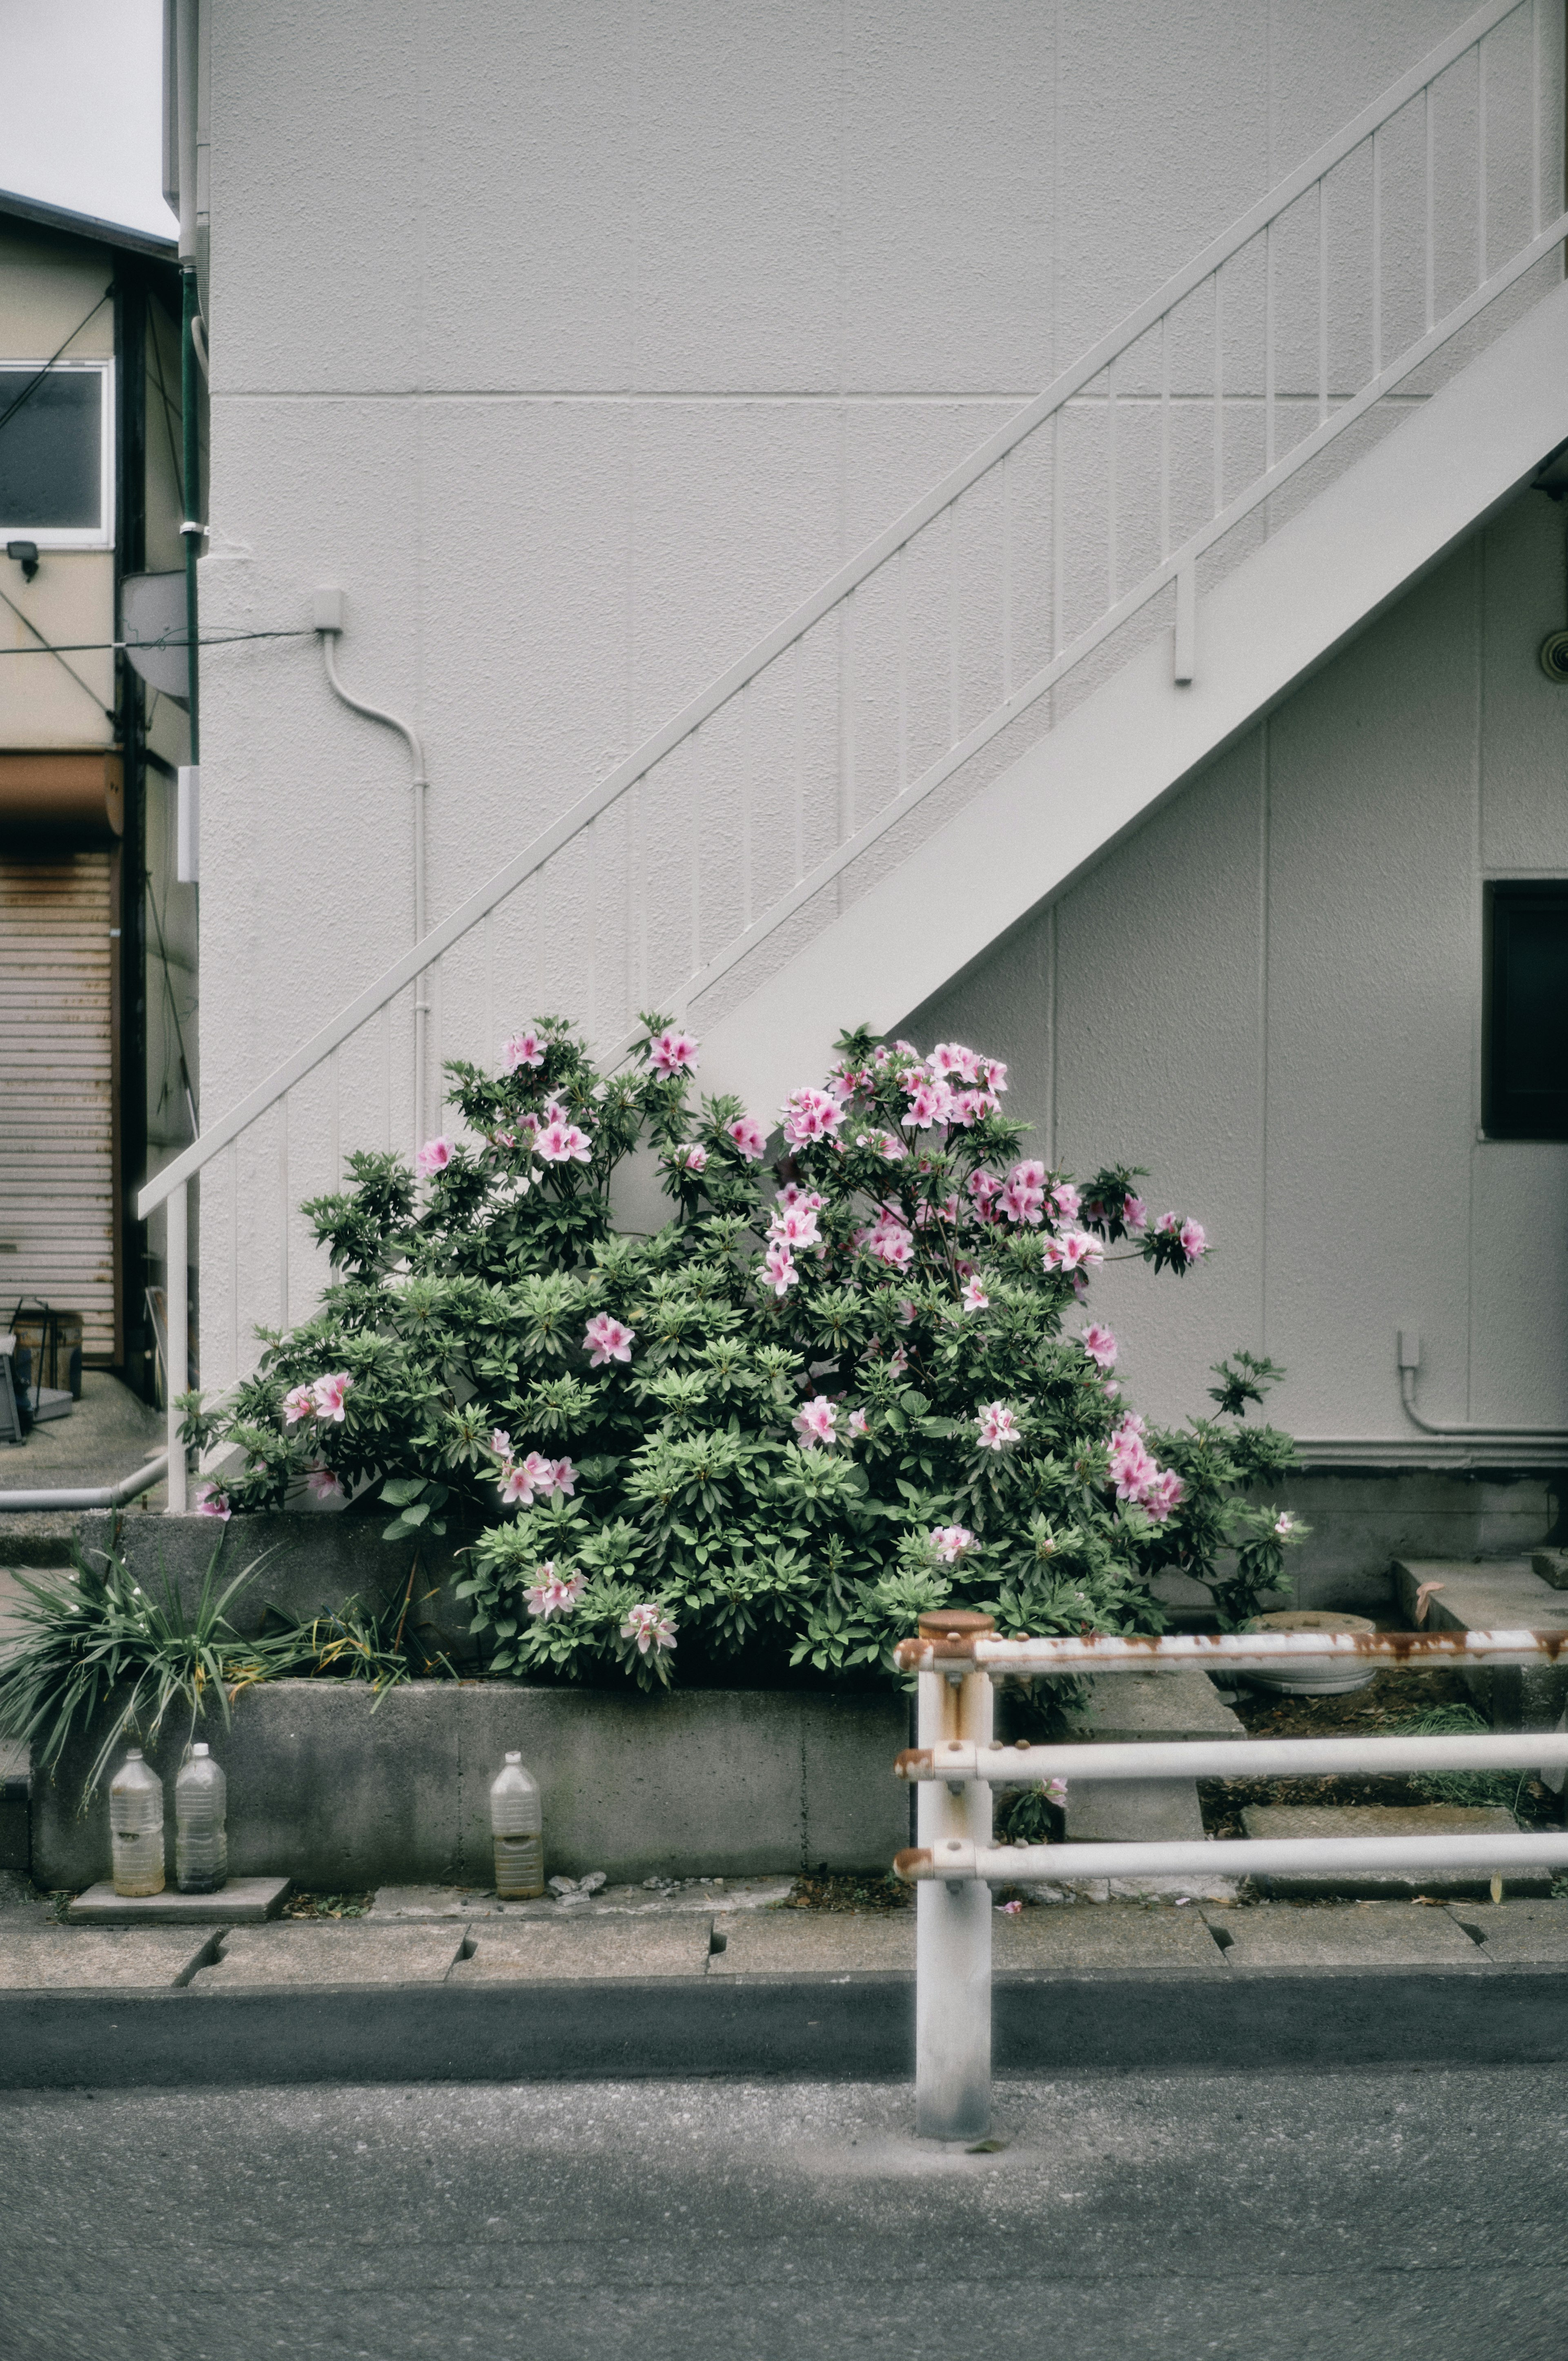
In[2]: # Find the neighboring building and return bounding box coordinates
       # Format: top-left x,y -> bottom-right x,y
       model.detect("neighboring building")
159,2 -> 1568,1592
0,188 -> 192,1390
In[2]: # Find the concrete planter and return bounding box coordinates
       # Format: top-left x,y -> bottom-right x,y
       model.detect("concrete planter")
30,1679 -> 911,1894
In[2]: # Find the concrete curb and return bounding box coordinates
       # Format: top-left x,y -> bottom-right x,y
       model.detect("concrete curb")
6,1964 -> 1568,2090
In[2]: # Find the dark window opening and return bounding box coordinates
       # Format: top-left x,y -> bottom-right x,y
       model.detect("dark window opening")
0,368 -> 102,531
1487,882 -> 1568,1140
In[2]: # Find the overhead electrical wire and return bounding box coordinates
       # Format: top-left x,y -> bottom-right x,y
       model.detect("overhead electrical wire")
0,283 -> 114,444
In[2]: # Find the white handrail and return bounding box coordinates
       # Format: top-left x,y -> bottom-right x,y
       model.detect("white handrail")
135,0 -> 1544,1225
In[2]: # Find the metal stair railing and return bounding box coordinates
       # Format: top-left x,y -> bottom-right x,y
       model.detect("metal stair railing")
893,1617 -> 1568,2140
140,0 -> 1566,1504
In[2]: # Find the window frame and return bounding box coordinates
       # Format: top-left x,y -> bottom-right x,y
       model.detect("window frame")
0,359 -> 116,549
1484,878 -> 1568,1142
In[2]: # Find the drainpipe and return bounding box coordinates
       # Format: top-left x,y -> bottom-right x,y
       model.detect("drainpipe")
313,588 -> 431,1149
1397,1335 -> 1568,1447
176,0 -> 201,758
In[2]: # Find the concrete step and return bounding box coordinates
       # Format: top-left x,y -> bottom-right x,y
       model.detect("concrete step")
1052,1668 -> 1245,1900
1392,1556 -> 1568,1727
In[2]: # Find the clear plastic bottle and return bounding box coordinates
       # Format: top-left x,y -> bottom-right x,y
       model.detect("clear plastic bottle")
175,1742 -> 228,1893
109,1748 -> 165,1897
490,1753 -> 543,1897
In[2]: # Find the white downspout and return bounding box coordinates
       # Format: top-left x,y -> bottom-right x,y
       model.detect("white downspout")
313,590 -> 430,1148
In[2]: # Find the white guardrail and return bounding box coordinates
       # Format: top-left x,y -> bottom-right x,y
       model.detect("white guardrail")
891,1615 -> 1568,2139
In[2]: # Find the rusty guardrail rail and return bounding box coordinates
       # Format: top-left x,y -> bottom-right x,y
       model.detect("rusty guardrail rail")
890,1611 -> 1568,2140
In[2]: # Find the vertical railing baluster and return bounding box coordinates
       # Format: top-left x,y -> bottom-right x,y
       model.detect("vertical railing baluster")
1051,407 -> 1065,665
1425,81 -> 1436,332
278,1098 -> 290,1331
842,588 -> 858,843
1477,29 -> 1488,286
1212,263 -> 1224,519
1371,126 -> 1382,379
914,1633 -> 993,2141
947,510 -> 959,751
1107,355 -> 1118,607
329,1047 -> 340,1186
1264,220 -> 1276,474
740,679 -> 753,931
585,816 -> 597,1046
1000,450 -> 1012,704
166,1180 -> 187,1513
793,635 -> 806,886
1159,311 -> 1171,561
227,1140 -> 239,1391
689,739 -> 702,987
897,548 -> 909,793
1318,177 -> 1329,426
483,909 -> 494,1065
380,1001 -> 391,1153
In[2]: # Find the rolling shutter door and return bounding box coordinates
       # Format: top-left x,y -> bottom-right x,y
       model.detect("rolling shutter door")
0,851 -> 117,1360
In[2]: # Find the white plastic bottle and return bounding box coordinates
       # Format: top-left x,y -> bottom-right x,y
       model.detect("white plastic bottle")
175,1742 -> 228,1893
490,1753 -> 543,1898
110,1748 -> 165,1897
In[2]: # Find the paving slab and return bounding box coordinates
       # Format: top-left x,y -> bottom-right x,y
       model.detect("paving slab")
1446,1897 -> 1568,1965
192,1924 -> 466,1989
995,1902 -> 1227,1974
1239,1802 -> 1549,1896
709,1911 -> 914,1976
1205,1900 -> 1491,1972
0,1927 -> 218,1988
1063,1776 -> 1205,1844
1064,1668 -> 1245,1744
368,1876 -> 793,1921
67,1877 -> 290,1925
450,1918 -> 713,1982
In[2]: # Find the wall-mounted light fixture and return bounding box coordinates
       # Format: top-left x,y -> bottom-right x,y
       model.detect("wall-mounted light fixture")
5,540 -> 39,582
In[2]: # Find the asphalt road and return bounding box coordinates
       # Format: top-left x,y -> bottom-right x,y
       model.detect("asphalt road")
3,2066 -> 1561,2361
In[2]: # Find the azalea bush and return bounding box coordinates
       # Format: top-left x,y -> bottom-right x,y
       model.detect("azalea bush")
180,1015 -> 1304,1691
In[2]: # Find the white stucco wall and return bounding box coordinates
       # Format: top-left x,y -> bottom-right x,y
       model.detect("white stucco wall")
192,0 -> 1567,1442
912,487 -> 1568,1453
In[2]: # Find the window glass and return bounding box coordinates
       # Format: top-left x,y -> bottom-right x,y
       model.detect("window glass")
1487,883 -> 1568,1139
0,369 -> 102,530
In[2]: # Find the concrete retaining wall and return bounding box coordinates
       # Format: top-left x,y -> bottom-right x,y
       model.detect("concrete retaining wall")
31,1679 -> 911,1893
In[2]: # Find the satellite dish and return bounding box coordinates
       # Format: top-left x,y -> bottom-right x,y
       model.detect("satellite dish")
121,571 -> 190,702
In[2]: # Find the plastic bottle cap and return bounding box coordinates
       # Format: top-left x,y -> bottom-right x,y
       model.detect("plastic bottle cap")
192,1743 -> 209,1757
505,1751 -> 521,1763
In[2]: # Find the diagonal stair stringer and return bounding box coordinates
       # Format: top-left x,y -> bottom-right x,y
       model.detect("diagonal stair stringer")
698,275 -> 1568,1112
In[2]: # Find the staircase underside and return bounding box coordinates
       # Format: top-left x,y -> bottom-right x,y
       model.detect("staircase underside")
700,275 -> 1568,1112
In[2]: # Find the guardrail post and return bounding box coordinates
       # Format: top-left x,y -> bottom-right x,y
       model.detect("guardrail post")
915,1610 -> 994,2140
166,1179 -> 188,1513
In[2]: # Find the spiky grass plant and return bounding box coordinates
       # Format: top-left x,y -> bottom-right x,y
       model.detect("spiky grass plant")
1389,1702 -> 1529,1815
0,1546 -> 265,1802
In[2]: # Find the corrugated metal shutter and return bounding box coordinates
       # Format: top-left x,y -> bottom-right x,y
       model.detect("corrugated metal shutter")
0,852 -> 116,1360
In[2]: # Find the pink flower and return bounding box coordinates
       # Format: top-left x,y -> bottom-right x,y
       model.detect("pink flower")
976,1401 -> 1020,1451
967,1170 -> 1004,1218
1051,1182 -> 1081,1220
726,1115 -> 768,1160
194,1483 -> 231,1521
1180,1220 -> 1207,1262
1124,1195 -> 1147,1231
1011,1159 -> 1047,1194
930,1525 -> 975,1562
905,1078 -> 954,1129
930,1042 -> 981,1084
962,1277 -> 990,1312
763,1238 -> 798,1297
584,1313 -> 635,1367
282,1384 -> 315,1427
868,1131 -> 906,1160
775,1183 -> 823,1211
305,1466 -> 344,1504
490,1428 -> 514,1459
1144,1468 -> 1186,1521
499,1461 -> 537,1506
526,1562 -> 586,1619
621,1601 -> 677,1655
981,1058 -> 1008,1095
535,1118 -> 592,1164
1045,1777 -> 1068,1807
998,1898 -> 1024,1916
846,1407 -> 869,1438
311,1372 -> 352,1423
648,1028 -> 700,1079
1274,1512 -> 1300,1541
551,1458 -> 578,1498
770,1202 -> 820,1250
1043,1229 -> 1105,1274
1079,1323 -> 1117,1370
416,1136 -> 453,1176
502,1029 -> 546,1071
781,1087 -> 844,1146
793,1394 -> 838,1448
667,1143 -> 709,1176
